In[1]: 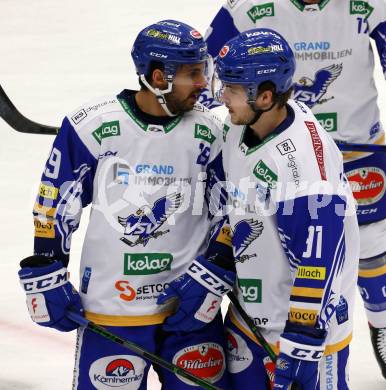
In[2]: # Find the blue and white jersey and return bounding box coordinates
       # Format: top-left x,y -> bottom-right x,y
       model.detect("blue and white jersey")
222,100 -> 360,353
33,90 -> 225,326
206,0 -> 386,152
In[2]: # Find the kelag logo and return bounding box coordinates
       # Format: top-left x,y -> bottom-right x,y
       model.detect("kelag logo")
195,124 -> 216,144
92,121 -> 120,144
124,253 -> 173,275
247,3 -> 274,22
350,1 -> 374,18
238,279 -> 262,303
315,113 -> 337,132
253,160 -> 277,189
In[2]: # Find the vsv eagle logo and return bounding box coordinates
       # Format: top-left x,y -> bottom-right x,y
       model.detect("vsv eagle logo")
293,64 -> 343,108
118,192 -> 183,247
232,219 -> 264,263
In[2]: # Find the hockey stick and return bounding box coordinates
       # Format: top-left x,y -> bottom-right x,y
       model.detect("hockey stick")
0,84 -> 58,134
228,292 -> 299,390
66,311 -> 222,390
1,82 -> 386,154
335,140 -> 386,153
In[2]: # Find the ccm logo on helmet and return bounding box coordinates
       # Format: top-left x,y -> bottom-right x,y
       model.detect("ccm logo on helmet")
256,68 -> 277,75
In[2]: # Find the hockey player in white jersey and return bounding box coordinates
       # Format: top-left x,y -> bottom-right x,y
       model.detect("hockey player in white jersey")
204,0 -> 386,379
162,28 -> 360,389
17,20 -> 233,389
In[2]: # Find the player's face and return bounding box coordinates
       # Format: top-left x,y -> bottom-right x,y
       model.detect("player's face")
165,63 -> 207,113
222,84 -> 256,125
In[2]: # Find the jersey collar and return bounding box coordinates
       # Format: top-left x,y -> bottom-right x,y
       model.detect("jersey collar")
290,0 -> 331,12
117,89 -> 183,134
238,104 -> 295,156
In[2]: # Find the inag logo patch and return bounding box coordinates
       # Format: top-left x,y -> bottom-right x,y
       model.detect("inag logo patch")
247,3 -> 275,22
350,1 -> 374,19
92,121 -> 121,144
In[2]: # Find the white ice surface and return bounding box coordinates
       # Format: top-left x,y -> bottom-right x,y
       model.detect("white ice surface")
0,1 -> 385,389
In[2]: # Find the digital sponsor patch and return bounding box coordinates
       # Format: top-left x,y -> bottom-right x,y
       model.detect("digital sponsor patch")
173,343 -> 225,385
71,109 -> 87,125
276,139 -> 296,155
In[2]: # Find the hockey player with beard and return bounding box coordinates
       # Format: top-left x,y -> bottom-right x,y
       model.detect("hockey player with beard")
161,28 -> 360,389
202,0 -> 386,380
17,20 -> 233,389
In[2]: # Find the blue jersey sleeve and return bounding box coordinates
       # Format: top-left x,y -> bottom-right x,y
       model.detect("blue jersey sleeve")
277,194 -> 347,331
205,6 -> 240,58
370,20 -> 386,77
205,150 -> 228,219
33,117 -> 98,266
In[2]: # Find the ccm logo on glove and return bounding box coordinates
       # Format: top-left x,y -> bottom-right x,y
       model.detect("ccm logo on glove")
187,260 -> 233,295
20,268 -> 68,293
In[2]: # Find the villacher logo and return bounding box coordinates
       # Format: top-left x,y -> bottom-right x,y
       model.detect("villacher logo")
173,343 -> 225,385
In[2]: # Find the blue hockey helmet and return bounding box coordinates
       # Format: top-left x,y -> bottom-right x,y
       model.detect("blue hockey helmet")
131,20 -> 208,81
216,28 -> 295,100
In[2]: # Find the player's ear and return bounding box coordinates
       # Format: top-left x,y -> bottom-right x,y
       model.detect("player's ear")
256,89 -> 274,109
152,68 -> 168,89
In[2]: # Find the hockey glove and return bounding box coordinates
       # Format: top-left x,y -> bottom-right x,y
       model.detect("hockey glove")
157,255 -> 235,332
274,322 -> 326,389
18,255 -> 84,332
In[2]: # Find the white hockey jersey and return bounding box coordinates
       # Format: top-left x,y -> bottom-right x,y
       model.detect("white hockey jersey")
206,0 -> 386,152
33,90 -> 225,326
222,100 -> 360,354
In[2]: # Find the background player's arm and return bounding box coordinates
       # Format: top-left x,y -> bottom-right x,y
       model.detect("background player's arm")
205,2 -> 240,58
277,193 -> 347,332
33,117 -> 98,266
273,192 -> 348,387
19,118 -> 98,331
370,22 -> 386,78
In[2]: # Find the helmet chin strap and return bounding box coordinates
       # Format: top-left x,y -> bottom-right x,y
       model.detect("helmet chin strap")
140,75 -> 177,117
247,101 -> 277,126
245,85 -> 277,126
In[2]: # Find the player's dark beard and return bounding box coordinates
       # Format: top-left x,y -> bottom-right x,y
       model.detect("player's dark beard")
165,89 -> 201,114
